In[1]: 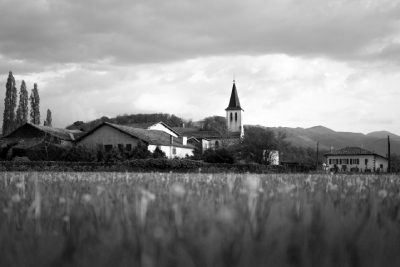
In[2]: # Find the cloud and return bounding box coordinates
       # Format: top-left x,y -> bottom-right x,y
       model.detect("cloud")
0,0 -> 399,71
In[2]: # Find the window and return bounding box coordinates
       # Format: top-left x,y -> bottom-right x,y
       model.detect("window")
365,159 -> 368,165
380,164 -> 383,169
172,147 -> 176,155
350,159 -> 360,165
215,141 -> 219,149
329,159 -> 332,164
126,144 -> 132,151
235,112 -> 237,122
230,113 -> 233,122
118,144 -> 123,151
104,145 -> 113,152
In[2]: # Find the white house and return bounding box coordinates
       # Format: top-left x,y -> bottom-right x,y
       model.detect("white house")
324,147 -> 388,173
76,122 -> 194,158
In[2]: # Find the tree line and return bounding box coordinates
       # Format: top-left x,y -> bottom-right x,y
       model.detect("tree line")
2,71 -> 52,136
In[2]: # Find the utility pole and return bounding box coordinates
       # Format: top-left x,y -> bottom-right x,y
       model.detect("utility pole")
388,135 -> 391,173
316,142 -> 319,171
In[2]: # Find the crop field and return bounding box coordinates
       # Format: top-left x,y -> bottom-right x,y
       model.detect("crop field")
1,172 -> 400,267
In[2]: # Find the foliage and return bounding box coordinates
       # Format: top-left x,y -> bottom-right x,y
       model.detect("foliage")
29,83 -> 40,125
66,113 -> 185,132
61,146 -> 96,162
44,109 -> 52,127
239,126 -> 290,164
203,148 -> 235,164
152,146 -> 167,159
390,153 -> 400,172
202,115 -> 226,132
2,71 -> 18,136
15,80 -> 29,128
1,172 -> 400,266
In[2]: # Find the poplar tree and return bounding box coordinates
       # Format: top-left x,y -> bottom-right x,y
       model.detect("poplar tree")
44,109 -> 52,127
16,80 -> 29,127
2,71 -> 17,136
29,83 -> 40,125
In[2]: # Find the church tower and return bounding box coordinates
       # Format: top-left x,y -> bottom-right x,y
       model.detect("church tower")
225,80 -> 244,136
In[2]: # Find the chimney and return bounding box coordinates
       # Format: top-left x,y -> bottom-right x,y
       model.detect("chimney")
183,136 -> 187,146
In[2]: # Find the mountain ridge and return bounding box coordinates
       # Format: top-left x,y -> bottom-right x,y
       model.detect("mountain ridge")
247,125 -> 400,157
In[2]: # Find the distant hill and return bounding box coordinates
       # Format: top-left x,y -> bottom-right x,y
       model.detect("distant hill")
249,125 -> 400,157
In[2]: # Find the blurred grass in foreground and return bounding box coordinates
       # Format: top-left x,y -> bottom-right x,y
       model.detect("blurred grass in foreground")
1,172 -> 400,267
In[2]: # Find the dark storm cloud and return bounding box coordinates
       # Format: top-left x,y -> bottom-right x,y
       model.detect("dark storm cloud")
0,0 -> 399,68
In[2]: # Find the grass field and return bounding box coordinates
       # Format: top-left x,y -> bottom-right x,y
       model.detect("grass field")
1,172 -> 400,267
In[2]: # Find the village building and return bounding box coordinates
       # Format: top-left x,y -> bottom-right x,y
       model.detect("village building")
324,147 -> 389,173
173,80 -> 244,152
0,122 -> 83,160
76,122 -> 194,158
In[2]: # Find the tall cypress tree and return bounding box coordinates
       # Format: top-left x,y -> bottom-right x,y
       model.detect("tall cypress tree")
2,71 -> 17,136
44,109 -> 52,127
16,80 -> 29,127
29,83 -> 40,125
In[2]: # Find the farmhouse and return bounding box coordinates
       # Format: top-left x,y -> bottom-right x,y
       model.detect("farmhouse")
324,147 -> 388,173
0,122 -> 83,159
76,122 -> 194,158
173,80 -> 244,152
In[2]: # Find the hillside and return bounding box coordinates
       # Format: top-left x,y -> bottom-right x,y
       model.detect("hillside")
252,125 -> 400,157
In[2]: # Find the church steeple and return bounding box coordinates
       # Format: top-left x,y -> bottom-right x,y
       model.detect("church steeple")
225,80 -> 244,136
225,80 -> 243,111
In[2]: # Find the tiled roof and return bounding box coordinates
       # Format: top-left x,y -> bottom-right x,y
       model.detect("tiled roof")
182,130 -> 241,139
126,121 -> 180,136
226,81 -> 243,111
325,147 -> 387,159
3,123 -> 82,141
78,122 -> 193,149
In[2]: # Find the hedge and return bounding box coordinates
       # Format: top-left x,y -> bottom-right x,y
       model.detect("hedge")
0,159 -> 287,173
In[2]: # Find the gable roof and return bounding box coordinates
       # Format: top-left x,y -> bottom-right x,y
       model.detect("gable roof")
225,81 -> 243,111
126,121 -> 180,137
181,130 -> 241,139
325,147 -> 388,159
2,123 -> 82,141
77,122 -> 193,149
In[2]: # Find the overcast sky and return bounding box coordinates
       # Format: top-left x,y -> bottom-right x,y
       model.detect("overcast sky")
1,0 -> 399,135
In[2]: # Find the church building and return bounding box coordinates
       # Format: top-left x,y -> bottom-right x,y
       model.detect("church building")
173,80 -> 244,152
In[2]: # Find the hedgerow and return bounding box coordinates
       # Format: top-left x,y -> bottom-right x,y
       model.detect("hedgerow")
0,159 -> 286,173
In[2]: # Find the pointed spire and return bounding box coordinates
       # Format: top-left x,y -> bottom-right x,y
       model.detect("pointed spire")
225,80 -> 243,111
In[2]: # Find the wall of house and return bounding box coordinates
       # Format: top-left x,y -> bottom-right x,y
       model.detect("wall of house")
78,125 -> 140,150
226,110 -> 243,134
148,124 -> 178,137
325,155 -> 388,172
148,145 -> 193,158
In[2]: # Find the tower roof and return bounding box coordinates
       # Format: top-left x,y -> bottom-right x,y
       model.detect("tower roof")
225,80 -> 243,111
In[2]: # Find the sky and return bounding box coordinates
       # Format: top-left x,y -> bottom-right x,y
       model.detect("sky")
0,0 -> 400,135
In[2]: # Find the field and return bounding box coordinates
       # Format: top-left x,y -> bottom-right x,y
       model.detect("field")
1,172 -> 400,267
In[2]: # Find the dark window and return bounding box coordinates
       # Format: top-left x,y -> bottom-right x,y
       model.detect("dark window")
329,159 -> 332,164
215,141 -> 219,149
235,112 -> 237,122
126,144 -> 132,151
230,113 -> 233,122
172,147 -> 176,154
118,144 -> 123,151
380,164 -> 383,169
104,145 -> 113,152
365,159 -> 368,165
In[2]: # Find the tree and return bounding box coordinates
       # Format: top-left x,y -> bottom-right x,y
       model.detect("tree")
29,83 -> 40,125
15,80 -> 29,127
44,109 -> 52,127
2,71 -> 18,136
239,126 -> 288,164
